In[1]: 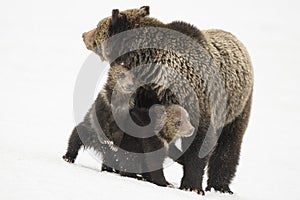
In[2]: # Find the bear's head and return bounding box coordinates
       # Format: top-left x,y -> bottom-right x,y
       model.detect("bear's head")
82,6 -> 163,61
106,63 -> 135,94
151,104 -> 195,143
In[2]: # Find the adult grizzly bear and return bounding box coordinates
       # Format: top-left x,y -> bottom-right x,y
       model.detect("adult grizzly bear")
82,6 -> 253,195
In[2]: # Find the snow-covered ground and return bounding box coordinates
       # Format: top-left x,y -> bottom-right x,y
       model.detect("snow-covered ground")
1,0 -> 300,199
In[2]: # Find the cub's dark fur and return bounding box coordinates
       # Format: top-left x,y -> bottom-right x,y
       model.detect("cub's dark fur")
119,104 -> 194,186
63,64 -> 187,186
63,64 -> 134,171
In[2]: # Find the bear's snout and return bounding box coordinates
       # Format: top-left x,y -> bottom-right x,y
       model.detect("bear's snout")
82,29 -> 96,50
181,124 -> 195,138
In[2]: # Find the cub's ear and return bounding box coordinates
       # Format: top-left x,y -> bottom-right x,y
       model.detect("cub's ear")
149,105 -> 166,134
139,6 -> 150,17
150,104 -> 166,119
112,9 -> 120,25
149,104 -> 167,133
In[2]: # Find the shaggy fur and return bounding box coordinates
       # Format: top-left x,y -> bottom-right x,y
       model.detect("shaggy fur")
109,104 -> 194,186
131,105 -> 194,186
82,6 -> 254,195
63,64 -> 135,170
63,63 -> 190,185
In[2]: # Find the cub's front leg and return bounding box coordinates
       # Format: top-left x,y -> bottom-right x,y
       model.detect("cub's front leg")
142,137 -> 169,187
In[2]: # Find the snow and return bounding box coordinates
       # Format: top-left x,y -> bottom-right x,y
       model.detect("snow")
1,0 -> 300,199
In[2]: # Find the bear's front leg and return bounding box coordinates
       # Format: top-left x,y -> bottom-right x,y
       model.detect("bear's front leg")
180,152 -> 207,195
179,119 -> 218,196
179,127 -> 213,196
143,169 -> 169,187
168,143 -> 184,165
142,138 -> 169,187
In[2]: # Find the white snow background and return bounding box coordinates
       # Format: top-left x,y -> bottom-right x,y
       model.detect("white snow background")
1,0 -> 300,199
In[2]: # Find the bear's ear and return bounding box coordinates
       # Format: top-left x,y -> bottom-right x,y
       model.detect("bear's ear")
139,6 -> 150,17
149,104 -> 167,134
112,9 -> 120,25
149,104 -> 167,124
150,104 -> 165,118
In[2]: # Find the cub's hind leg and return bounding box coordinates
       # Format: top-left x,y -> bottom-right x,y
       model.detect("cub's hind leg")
63,124 -> 85,163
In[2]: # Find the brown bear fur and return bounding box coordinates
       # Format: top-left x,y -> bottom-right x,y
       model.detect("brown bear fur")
82,6 -> 254,195
63,64 -> 134,166
117,104 -> 194,186
63,63 -> 193,187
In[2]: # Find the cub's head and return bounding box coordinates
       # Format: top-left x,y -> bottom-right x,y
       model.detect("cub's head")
151,104 -> 195,143
107,64 -> 135,94
82,6 -> 155,60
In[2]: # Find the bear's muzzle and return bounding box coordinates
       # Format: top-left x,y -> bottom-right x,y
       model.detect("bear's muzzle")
82,29 -> 96,50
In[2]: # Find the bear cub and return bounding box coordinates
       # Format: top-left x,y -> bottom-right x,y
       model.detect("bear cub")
133,104 -> 194,186
62,63 -> 135,165
63,64 -> 193,188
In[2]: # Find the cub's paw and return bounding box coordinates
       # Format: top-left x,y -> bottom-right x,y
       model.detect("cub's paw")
101,164 -> 114,173
166,182 -> 175,188
206,185 -> 233,194
180,186 -> 205,195
62,154 -> 75,163
152,180 -> 170,187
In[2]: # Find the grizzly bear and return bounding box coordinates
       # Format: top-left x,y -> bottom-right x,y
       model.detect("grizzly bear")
63,63 -> 135,167
118,104 -> 195,186
82,6 -> 254,195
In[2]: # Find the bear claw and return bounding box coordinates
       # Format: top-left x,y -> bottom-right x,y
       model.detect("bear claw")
205,185 -> 233,194
62,154 -> 75,163
182,187 -> 205,195
166,182 -> 175,188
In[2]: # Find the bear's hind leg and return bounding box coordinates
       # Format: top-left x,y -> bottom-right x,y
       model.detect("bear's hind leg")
63,126 -> 84,163
206,94 -> 252,194
101,163 -> 115,173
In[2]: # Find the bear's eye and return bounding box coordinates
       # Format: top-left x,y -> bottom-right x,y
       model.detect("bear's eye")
120,73 -> 126,79
175,120 -> 182,127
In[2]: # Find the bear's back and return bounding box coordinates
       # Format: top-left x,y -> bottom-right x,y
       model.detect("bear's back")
165,22 -> 254,124
167,21 -> 206,44
203,29 -> 254,123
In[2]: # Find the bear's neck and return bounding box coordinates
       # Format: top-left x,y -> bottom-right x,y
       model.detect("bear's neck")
157,130 -> 174,145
